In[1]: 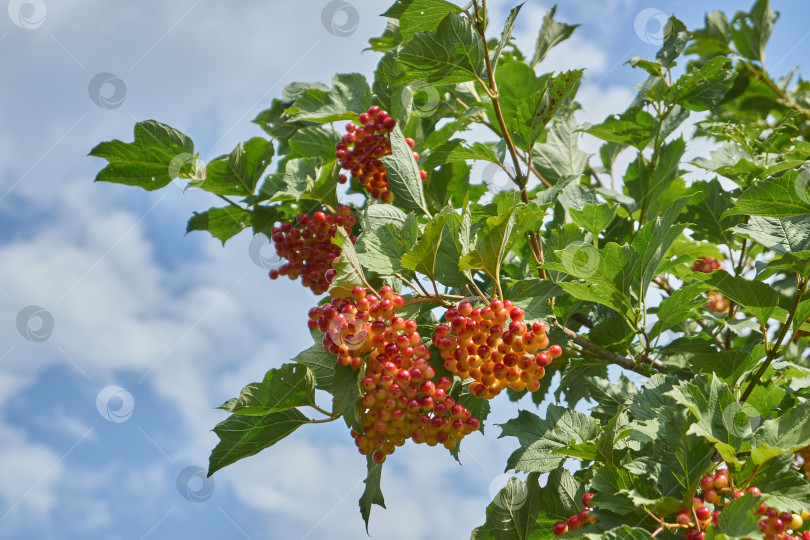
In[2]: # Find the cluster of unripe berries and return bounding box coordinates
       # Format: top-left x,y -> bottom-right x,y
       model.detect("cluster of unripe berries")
691,257 -> 724,273
435,300 -> 562,398
268,206 -> 356,295
307,286 -> 479,464
690,258 -> 731,313
552,493 -> 597,535
671,470 -> 810,540
335,105 -> 426,203
706,291 -> 731,314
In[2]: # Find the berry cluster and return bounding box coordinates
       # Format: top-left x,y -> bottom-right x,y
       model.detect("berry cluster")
308,286 -> 479,463
435,300 -> 562,399
552,493 -> 598,535
335,105 -> 426,203
269,206 -> 356,295
706,291 -> 731,314
692,257 -> 724,273
671,470 -> 810,539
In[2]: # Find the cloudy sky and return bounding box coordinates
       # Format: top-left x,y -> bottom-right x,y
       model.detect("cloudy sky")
0,1 -> 808,539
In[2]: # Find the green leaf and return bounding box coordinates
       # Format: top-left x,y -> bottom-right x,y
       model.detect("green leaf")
421,139 -> 500,171
732,215 -> 810,255
655,16 -> 689,68
332,363 -> 361,430
90,120 -> 195,191
730,0 -> 776,63
293,339 -> 340,392
585,108 -> 658,151
512,70 -> 583,150
288,126 -> 341,161
715,494 -> 765,539
631,195 -> 691,294
738,454 -> 810,513
649,284 -> 706,339
361,204 -> 408,230
257,157 -> 338,209
760,250 -> 810,279
396,14 -> 487,85
381,0 -> 462,42
359,455 -> 385,532
530,5 -> 579,68
203,137 -> 274,196
672,56 -> 735,111
287,73 -> 372,124
693,271 -> 787,324
536,468 -> 584,523
491,3 -> 523,70
356,214 -> 419,278
328,229 -> 367,298
401,206 -> 470,286
625,137 -> 686,219
221,364 -> 316,416
688,345 -> 766,387
750,400 -> 810,464
425,161 -> 485,211
208,408 -> 310,475
471,472 -> 543,540
459,208 -> 517,286
666,375 -> 755,466
187,206 -> 251,245
679,178 -> 743,245
531,111 -> 590,185
499,405 -> 600,473
724,166 -> 810,218
381,124 -> 431,214
569,204 -> 615,237
628,57 -> 664,78
505,279 -> 561,321
545,243 -> 637,321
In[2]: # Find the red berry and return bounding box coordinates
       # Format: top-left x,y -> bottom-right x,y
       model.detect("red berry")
552,522 -> 568,536
549,344 -> 563,358
582,492 -> 595,508
696,506 -> 711,521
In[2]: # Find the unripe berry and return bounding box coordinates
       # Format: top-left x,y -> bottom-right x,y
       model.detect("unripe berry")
713,475 -> 728,490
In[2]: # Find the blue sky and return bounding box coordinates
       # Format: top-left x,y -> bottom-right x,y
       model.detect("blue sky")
0,1 -> 808,539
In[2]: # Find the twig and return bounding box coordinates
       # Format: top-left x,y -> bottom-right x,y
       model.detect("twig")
740,276 -> 808,402
553,320 -> 666,373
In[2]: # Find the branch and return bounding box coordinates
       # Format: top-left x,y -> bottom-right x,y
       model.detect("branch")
553,320 -> 666,374
741,275 -> 808,402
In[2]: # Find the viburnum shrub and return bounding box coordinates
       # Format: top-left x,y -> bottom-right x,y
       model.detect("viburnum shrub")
90,0 -> 810,537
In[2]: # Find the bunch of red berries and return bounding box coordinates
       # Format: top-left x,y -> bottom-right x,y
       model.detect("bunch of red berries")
552,493 -> 597,535
671,469 -> 810,539
692,257 -> 724,273
307,286 -> 479,463
706,291 -> 731,313
335,105 -> 426,203
435,300 -> 562,399
269,205 -> 356,295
